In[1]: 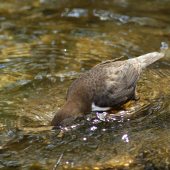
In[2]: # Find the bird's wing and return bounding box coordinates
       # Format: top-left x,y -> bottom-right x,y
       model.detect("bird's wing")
93,61 -> 142,107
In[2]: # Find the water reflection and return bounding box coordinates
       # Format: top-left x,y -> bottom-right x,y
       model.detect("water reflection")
0,0 -> 170,169
122,134 -> 129,143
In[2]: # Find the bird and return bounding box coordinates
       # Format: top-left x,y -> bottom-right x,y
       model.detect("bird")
51,52 -> 164,126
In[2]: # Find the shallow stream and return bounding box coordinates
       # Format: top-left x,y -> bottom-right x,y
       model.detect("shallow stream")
0,0 -> 170,169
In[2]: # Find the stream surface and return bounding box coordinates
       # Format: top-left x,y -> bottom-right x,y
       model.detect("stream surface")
0,0 -> 170,169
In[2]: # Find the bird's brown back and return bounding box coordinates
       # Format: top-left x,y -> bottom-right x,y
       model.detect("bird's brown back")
66,59 -> 142,107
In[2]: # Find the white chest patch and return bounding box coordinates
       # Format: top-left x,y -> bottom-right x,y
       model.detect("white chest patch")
92,102 -> 111,111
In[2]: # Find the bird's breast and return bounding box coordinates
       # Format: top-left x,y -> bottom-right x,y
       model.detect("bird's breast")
92,102 -> 111,111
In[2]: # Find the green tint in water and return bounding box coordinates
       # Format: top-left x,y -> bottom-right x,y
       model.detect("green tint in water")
0,0 -> 170,169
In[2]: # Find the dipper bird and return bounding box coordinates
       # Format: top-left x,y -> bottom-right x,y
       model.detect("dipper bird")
51,52 -> 164,126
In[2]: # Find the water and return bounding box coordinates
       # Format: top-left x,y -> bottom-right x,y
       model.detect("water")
0,0 -> 170,169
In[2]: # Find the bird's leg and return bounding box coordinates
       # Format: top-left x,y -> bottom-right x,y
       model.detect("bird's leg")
131,86 -> 140,103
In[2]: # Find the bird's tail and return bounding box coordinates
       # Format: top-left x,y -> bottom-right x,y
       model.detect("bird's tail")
131,52 -> 164,69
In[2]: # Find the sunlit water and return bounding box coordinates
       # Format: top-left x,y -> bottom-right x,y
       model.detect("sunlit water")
0,0 -> 170,169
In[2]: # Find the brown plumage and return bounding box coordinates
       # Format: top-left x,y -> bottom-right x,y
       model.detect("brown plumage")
51,52 -> 164,126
